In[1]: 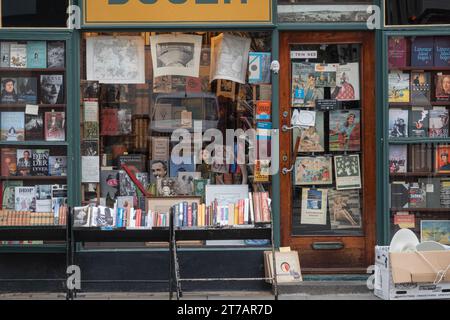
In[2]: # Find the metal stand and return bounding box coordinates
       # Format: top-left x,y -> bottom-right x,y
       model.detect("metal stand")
67,207 -> 174,300
171,221 -> 278,300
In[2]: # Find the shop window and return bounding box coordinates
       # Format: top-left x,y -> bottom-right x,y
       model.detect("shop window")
1,0 -> 69,28
387,35 -> 450,244
385,0 -> 450,26
0,39 -> 68,246
79,32 -> 273,249
277,0 -> 372,24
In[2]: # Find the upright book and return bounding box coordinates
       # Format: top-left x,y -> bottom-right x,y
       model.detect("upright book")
17,77 -> 37,104
388,37 -> 409,68
24,114 -> 44,141
14,186 -> 36,212
389,145 -> 407,174
31,149 -> 49,176
9,43 -> 27,68
435,74 -> 450,101
410,72 -> 431,105
1,148 -> 17,176
49,156 -> 67,176
390,182 -> 409,209
411,36 -> 434,67
409,144 -> 433,173
429,108 -> 449,137
388,109 -> 408,138
47,41 -> 65,69
1,42 -> 12,68
388,71 -> 410,103
40,75 -> 64,104
26,41 -> 47,69
16,149 -> 32,176
434,37 -> 450,67
0,112 -> 24,141
408,108 -> 429,137
44,112 -> 65,141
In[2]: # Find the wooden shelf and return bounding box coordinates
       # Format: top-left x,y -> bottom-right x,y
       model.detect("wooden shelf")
0,226 -> 66,241
0,176 -> 67,181
390,208 -> 450,213
390,172 -> 447,177
389,137 -> 450,144
0,68 -> 65,72
0,141 -> 67,146
389,66 -> 450,71
0,104 -> 66,109
389,102 -> 450,107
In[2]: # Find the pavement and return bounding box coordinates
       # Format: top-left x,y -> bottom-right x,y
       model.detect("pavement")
0,281 -> 380,300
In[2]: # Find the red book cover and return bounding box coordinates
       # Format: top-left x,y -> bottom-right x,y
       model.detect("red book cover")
388,37 -> 409,68
100,108 -> 119,136
1,148 -> 17,176
255,100 -> 271,120
136,209 -> 141,227
44,112 -> 65,141
239,199 -> 244,225
261,192 -> 270,222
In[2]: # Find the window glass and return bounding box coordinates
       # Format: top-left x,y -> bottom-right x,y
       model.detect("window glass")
79,32 -> 273,249
385,0 -> 450,26
1,0 -> 69,28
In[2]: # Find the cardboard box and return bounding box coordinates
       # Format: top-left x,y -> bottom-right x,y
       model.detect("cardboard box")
374,246 -> 450,300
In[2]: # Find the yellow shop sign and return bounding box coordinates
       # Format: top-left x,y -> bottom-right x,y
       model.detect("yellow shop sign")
84,0 -> 273,25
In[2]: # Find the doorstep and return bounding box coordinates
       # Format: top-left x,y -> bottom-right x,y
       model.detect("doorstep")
277,275 -> 371,295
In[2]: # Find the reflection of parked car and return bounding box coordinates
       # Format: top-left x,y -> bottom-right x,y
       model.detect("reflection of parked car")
151,93 -> 219,133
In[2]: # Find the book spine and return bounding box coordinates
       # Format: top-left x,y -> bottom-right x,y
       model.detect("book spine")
182,202 -> 188,227
192,202 -> 198,227
188,205 -> 192,227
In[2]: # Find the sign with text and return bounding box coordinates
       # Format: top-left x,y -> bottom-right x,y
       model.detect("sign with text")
84,0 -> 273,25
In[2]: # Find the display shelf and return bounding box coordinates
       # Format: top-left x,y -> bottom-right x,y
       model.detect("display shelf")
388,66 -> 450,72
0,226 -> 66,241
390,208 -> 450,213
388,137 -> 450,144
389,172 -> 447,177
72,227 -> 170,242
0,176 -> 67,181
174,225 -> 272,241
389,102 -> 450,107
0,141 -> 68,146
0,104 -> 66,109
0,68 -> 65,72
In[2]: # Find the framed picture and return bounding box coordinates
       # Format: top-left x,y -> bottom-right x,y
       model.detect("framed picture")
294,156 -> 333,186
146,196 -> 201,214
205,185 -> 249,206
435,145 -> 450,173
216,79 -> 236,100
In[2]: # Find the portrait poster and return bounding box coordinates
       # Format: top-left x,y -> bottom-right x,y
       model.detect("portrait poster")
294,156 -> 332,186
435,145 -> 450,173
328,189 -> 362,230
329,110 -> 361,151
150,34 -> 202,78
210,33 -> 251,84
300,188 -> 327,225
293,111 -> 324,153
334,154 -> 362,190
331,63 -> 360,101
86,36 -> 145,84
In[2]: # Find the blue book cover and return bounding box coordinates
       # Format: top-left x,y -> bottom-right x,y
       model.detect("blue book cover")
27,41 -> 47,69
0,111 -> 24,141
169,155 -> 195,177
411,37 -> 434,67
434,37 -> 450,67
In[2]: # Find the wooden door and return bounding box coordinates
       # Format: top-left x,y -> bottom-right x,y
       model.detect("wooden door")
279,32 -> 376,273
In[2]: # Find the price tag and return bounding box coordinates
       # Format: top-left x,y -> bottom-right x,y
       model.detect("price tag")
25,104 -> 39,115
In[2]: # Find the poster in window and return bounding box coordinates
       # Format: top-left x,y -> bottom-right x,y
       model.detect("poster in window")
300,188 -> 327,226
329,110 -> 361,151
150,34 -> 202,78
294,156 -> 332,186
86,36 -> 145,84
328,189 -> 362,230
334,154 -> 362,190
331,63 -> 360,101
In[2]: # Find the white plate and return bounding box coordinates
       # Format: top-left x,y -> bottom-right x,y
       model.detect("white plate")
389,229 -> 420,253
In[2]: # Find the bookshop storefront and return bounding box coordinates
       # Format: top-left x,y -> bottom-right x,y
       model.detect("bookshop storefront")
1,0 -> 450,293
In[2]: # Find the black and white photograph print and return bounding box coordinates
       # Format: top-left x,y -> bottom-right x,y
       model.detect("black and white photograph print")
150,34 -> 202,78
47,41 -> 65,69
73,206 -> 90,227
278,4 -> 371,24
40,75 -> 64,104
334,154 -> 362,190
389,109 -> 408,138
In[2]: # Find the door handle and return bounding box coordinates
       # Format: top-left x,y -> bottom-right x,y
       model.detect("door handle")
282,165 -> 294,175
282,125 -> 302,132
312,242 -> 345,250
